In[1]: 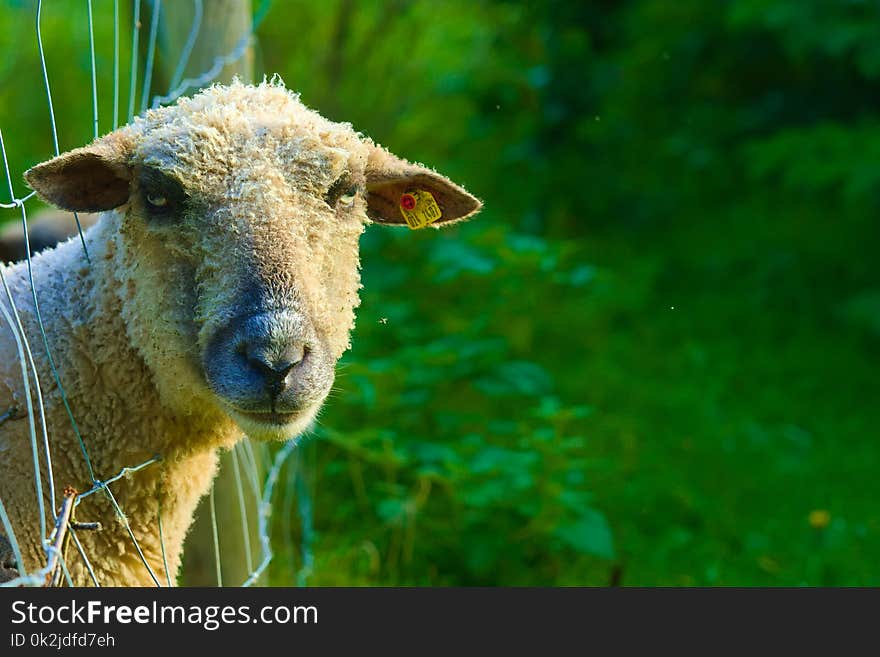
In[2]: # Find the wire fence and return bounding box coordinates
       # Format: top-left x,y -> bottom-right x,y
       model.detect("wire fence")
0,0 -> 313,588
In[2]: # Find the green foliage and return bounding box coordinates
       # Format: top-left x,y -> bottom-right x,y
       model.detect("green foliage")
263,0 -> 880,585
282,224 -> 612,584
2,0 -> 879,585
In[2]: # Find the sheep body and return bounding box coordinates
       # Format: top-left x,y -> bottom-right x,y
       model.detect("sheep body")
0,80 -> 480,586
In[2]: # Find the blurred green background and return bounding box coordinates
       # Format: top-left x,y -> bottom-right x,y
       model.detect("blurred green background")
1,0 -> 879,586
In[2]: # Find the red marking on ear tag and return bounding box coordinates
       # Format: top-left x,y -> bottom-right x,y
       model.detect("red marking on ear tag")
400,194 -> 416,211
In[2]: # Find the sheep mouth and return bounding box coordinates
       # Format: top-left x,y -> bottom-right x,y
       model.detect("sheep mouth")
233,409 -> 302,426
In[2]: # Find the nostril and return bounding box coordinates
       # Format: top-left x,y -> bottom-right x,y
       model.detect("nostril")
243,342 -> 307,388
274,343 -> 307,375
273,359 -> 297,379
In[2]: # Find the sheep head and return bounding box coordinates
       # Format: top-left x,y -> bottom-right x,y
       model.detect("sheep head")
23,80 -> 481,442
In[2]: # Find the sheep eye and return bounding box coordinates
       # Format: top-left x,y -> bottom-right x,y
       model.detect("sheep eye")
325,174 -> 358,208
339,185 -> 358,206
146,193 -> 168,208
139,167 -> 186,219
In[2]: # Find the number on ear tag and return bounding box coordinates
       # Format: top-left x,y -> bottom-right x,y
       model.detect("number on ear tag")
399,190 -> 442,229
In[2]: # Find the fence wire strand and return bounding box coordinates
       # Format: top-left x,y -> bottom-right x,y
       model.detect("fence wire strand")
68,526 -> 100,586
156,494 -> 172,587
113,0 -> 120,129
127,0 -> 141,122
140,0 -> 161,114
209,486 -> 223,586
0,153 -> 49,550
231,444 -> 255,575
0,266 -> 54,535
242,439 -> 296,587
169,0 -> 203,93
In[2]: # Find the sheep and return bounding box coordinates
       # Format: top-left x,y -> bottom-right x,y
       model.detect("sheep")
0,79 -> 481,586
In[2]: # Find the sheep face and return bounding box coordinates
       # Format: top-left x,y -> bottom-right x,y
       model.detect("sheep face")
24,82 -> 480,443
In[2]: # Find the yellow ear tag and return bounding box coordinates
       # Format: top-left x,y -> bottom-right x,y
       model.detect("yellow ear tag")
399,190 -> 442,229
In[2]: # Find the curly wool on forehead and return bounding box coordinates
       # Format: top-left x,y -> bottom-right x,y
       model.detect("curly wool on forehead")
129,79 -> 364,182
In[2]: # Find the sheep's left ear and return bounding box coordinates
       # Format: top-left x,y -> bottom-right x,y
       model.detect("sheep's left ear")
24,130 -> 133,213
364,141 -> 482,228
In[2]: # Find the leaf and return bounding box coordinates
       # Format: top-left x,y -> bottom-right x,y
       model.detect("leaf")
376,498 -> 406,525
838,290 -> 880,336
429,239 -> 496,281
474,360 -> 554,397
555,509 -> 615,560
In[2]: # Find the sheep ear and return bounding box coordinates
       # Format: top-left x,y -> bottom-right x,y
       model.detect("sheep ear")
24,131 -> 133,213
364,142 -> 482,228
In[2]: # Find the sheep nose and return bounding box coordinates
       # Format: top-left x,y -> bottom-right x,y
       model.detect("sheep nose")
243,342 -> 305,396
